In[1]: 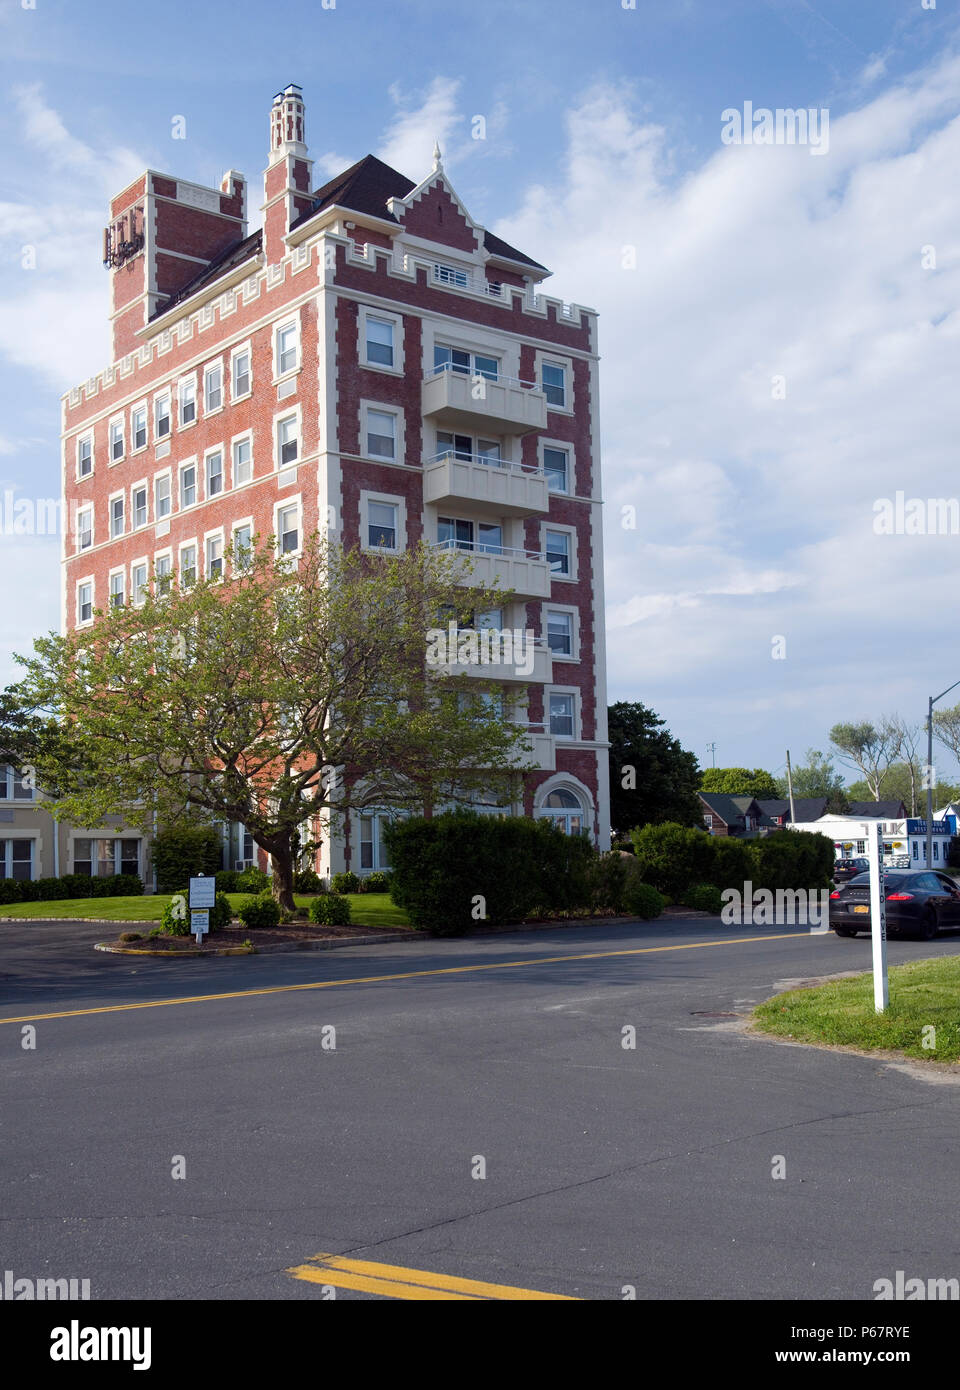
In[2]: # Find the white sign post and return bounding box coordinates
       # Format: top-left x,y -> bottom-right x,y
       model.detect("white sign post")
868,821 -> 888,1013
189,875 -> 215,945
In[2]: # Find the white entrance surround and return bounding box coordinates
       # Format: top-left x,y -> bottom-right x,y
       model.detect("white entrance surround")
533,772 -> 597,841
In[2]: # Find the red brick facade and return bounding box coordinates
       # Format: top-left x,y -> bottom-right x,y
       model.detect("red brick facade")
62,86 -> 610,878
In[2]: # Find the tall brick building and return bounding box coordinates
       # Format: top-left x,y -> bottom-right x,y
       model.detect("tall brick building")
61,85 -> 610,882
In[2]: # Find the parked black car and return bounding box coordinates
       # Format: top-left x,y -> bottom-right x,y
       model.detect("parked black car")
832,857 -> 870,884
830,869 -> 960,939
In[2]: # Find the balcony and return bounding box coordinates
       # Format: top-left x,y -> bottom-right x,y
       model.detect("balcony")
423,451 -> 549,519
511,726 -> 556,772
422,365 -> 547,436
431,539 -> 552,601
432,630 -> 553,685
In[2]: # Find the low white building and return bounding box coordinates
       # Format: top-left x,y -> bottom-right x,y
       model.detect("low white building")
789,813 -> 957,870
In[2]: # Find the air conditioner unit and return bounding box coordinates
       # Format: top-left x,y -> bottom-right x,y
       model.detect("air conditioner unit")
234,859 -> 252,871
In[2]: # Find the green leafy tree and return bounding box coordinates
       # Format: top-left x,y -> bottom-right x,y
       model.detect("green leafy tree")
12,536 -> 532,908
829,720 -> 898,801
774,748 -> 846,803
608,702 -> 701,835
845,761 -> 960,812
700,767 -> 780,799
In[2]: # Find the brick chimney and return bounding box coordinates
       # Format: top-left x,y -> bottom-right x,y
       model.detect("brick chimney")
262,84 -> 315,263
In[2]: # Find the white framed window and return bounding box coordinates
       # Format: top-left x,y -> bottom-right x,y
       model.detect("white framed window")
178,376 -> 197,427
131,403 -> 148,452
276,499 -> 301,556
0,838 -> 34,881
155,552 -> 173,597
0,764 -> 35,803
204,362 -> 223,413
362,402 -> 401,461
536,786 -> 586,836
360,307 -> 404,373
543,524 -> 577,581
232,435 -> 252,487
205,449 -> 224,498
433,344 -> 499,381
358,809 -> 398,871
541,442 -> 570,494
72,837 -> 140,878
433,261 -> 469,288
232,521 -> 254,571
548,690 -> 578,740
109,569 -> 125,609
132,483 -> 148,530
231,344 -> 252,399
154,391 -> 171,440
361,492 -> 407,553
109,416 -> 124,463
76,579 -> 94,626
540,360 -> 568,409
76,505 -> 93,551
132,561 -> 148,607
205,532 -> 224,580
109,492 -> 125,539
154,471 -> 171,520
179,461 -> 197,509
77,434 -> 93,478
276,413 -> 300,469
275,319 -> 299,377
544,606 -> 578,660
179,542 -> 197,588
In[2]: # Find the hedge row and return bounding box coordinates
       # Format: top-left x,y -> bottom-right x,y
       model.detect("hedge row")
383,811 -> 664,936
0,873 -> 144,906
628,823 -> 835,898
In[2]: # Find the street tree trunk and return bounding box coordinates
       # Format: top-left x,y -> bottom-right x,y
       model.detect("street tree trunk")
269,844 -> 297,911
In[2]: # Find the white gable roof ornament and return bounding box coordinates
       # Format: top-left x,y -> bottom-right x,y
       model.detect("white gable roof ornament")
432,138 -> 442,172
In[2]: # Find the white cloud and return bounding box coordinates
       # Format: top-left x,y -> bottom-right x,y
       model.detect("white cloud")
377,76 -> 463,181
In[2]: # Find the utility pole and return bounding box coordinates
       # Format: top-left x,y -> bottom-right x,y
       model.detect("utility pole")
926,679 -> 960,868
785,749 -> 797,824
706,742 -> 717,769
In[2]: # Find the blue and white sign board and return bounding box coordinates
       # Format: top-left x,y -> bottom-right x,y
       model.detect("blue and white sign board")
189,876 -> 216,909
191,910 -> 209,938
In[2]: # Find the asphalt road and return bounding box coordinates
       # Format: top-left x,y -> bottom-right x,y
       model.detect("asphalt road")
2,916 -> 960,1301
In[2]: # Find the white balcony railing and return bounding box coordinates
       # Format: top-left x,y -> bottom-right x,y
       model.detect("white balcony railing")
430,539 -> 552,600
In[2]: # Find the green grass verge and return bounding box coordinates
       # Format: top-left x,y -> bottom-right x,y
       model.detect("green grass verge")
752,955 -> 960,1062
0,891 -> 410,929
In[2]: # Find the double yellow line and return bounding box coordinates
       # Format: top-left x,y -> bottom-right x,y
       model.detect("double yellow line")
288,1252 -> 577,1300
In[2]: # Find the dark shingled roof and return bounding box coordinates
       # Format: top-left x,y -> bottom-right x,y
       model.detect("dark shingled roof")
699,792 -> 763,825
151,228 -> 262,320
291,153 -> 547,270
757,797 -> 829,824
847,800 -> 907,818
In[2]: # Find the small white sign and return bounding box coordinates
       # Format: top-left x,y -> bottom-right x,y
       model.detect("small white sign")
191,910 -> 209,938
189,876 -> 216,909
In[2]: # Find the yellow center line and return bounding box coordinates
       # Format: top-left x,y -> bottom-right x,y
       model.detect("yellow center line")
0,932 -> 808,1026
287,1252 -> 578,1300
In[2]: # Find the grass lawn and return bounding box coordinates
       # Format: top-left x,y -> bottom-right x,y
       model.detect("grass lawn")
752,955 -> 960,1062
0,892 -> 411,929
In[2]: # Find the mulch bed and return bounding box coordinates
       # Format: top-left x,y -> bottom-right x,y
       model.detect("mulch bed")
111,922 -> 406,951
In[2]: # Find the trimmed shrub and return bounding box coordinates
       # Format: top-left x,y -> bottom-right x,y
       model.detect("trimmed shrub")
624,881 -> 667,919
235,866 -> 269,894
709,836 -> 754,892
0,873 -> 142,904
151,822 -> 222,893
750,830 -> 835,892
216,869 -> 239,894
587,853 -> 630,912
237,893 -> 281,929
119,931 -> 142,943
363,870 -> 392,893
308,893 -> 352,926
160,894 -> 190,937
0,879 -> 24,904
629,823 -> 716,898
331,871 -> 361,895
682,883 -> 725,914
210,891 -> 233,929
293,869 -> 324,894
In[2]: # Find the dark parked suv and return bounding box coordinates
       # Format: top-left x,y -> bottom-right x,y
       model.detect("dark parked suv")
832,857 -> 870,884
830,869 -> 960,939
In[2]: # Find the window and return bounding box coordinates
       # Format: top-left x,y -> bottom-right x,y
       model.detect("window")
78,435 -> 93,477
155,554 -> 172,597
204,364 -> 223,413
180,463 -> 197,509
133,486 -> 148,530
365,317 -> 395,367
437,518 -> 502,554
545,529 -> 570,576
180,545 -> 197,588
538,787 -> 585,836
110,418 -> 124,462
73,838 -> 140,877
366,409 -> 396,459
206,535 -> 223,580
155,474 -> 171,519
856,840 -> 866,854
277,503 -> 299,555
77,582 -> 93,624
77,507 -> 93,551
0,765 -> 34,802
543,447 -> 569,493
368,501 -> 398,550
549,693 -> 575,738
912,840 -> 919,860
109,571 -> 125,608
232,349 -> 251,398
433,262 -> 469,288
206,451 -> 224,498
546,610 -> 573,656
276,321 -> 298,375
277,415 -> 299,468
179,378 -> 196,426
359,811 -> 396,870
233,524 -> 253,570
132,563 -> 148,607
434,345 -> 499,380
233,437 -> 252,486
436,431 -> 501,464
541,363 -> 566,407
0,839 -> 33,881
155,393 -> 171,439
132,406 -> 147,451
110,495 -> 124,539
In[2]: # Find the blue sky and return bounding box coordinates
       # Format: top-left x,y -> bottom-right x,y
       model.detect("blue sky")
1,0 -> 959,785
